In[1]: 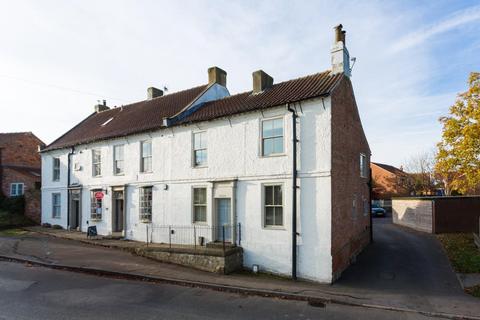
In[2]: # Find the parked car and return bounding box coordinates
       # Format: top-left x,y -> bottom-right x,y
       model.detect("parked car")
371,204 -> 386,217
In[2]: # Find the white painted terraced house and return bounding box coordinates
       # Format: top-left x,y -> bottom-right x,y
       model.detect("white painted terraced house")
41,25 -> 371,283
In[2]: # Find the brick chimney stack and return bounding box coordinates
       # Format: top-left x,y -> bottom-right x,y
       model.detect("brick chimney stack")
252,70 -> 274,94
208,66 -> 227,87
331,24 -> 351,77
147,87 -> 163,100
94,100 -> 110,113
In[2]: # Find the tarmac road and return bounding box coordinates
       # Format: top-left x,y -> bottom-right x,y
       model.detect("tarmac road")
0,261 -> 430,320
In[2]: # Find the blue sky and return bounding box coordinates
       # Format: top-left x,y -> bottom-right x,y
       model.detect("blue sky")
0,0 -> 479,167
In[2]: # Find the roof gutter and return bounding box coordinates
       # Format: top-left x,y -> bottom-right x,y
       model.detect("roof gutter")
287,103 -> 298,281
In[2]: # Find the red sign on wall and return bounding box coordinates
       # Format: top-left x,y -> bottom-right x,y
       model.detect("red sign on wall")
94,191 -> 104,200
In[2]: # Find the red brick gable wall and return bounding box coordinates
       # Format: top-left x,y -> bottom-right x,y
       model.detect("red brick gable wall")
0,132 -> 44,223
1,167 -> 41,222
330,76 -> 371,280
0,132 -> 44,167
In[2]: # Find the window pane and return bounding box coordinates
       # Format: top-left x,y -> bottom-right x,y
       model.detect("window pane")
18,184 -> 23,195
195,150 -> 207,165
262,120 -> 274,138
194,206 -> 207,222
273,185 -> 282,205
274,207 -> 283,226
273,137 -> 284,154
272,119 -> 283,136
265,207 -> 274,225
265,186 -> 273,205
143,157 -> 152,172
115,145 -> 124,160
263,138 -> 274,156
194,132 -> 206,150
93,150 -> 101,162
115,160 -> 124,174
194,188 -> 206,205
142,141 -> 152,157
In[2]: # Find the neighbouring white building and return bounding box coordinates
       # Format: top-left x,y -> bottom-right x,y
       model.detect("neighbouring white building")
41,25 -> 371,283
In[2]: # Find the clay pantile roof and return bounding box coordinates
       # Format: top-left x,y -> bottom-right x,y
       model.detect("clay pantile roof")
44,85 -> 208,151
43,70 -> 343,152
180,71 -> 342,124
372,162 -> 405,175
0,132 -> 44,148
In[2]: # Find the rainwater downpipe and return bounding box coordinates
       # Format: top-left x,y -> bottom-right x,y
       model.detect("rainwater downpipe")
287,103 -> 298,280
66,147 -> 74,229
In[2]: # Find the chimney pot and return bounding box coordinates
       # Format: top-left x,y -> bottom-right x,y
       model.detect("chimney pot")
334,24 -> 344,44
208,66 -> 227,87
147,87 -> 164,100
252,70 -> 274,94
331,24 -> 351,77
95,100 -> 110,113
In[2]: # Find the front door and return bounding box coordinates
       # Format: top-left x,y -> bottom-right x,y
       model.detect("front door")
69,190 -> 81,231
72,200 -> 80,229
216,198 -> 231,242
113,191 -> 124,233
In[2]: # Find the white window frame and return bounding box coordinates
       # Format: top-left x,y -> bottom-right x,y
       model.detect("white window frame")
261,117 -> 285,157
90,190 -> 103,220
192,131 -> 207,167
52,157 -> 60,181
52,193 -> 61,219
113,144 -> 125,175
263,183 -> 284,228
192,187 -> 207,224
92,149 -> 102,177
140,140 -> 152,173
360,153 -> 368,178
139,186 -> 153,222
10,183 -> 24,197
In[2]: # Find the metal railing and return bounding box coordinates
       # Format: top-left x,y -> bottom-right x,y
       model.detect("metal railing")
145,223 -> 241,252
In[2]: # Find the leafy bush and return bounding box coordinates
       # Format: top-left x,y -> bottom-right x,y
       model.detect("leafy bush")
42,223 -> 52,228
52,224 -> 63,230
0,196 -> 25,215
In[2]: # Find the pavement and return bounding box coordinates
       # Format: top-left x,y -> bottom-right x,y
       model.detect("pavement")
0,216 -> 479,319
0,260 -> 432,320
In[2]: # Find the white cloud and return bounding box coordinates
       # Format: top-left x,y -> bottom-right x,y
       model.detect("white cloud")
390,5 -> 480,53
0,0 -> 477,168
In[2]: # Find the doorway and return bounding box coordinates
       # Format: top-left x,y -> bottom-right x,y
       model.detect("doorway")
69,189 -> 81,231
216,198 -> 231,242
112,190 -> 124,233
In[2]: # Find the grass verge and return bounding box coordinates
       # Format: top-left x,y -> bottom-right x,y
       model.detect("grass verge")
0,228 -> 28,237
437,233 -> 480,274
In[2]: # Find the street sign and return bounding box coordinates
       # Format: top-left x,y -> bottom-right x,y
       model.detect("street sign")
94,191 -> 104,200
